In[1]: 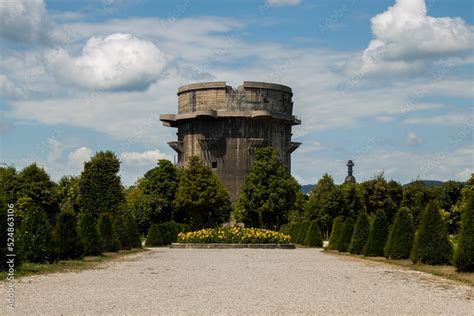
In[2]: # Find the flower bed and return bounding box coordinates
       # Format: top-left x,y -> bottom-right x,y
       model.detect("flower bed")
177,227 -> 291,244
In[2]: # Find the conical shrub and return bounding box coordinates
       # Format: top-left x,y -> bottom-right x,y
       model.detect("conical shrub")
349,212 -> 370,254
126,214 -> 142,248
336,217 -> 355,252
328,217 -> 344,250
454,191 -> 474,271
384,207 -> 414,260
411,202 -> 452,265
304,221 -> 323,247
18,206 -> 53,263
114,215 -> 130,250
363,210 -> 388,257
77,212 -> 102,256
97,213 -> 120,252
53,211 -> 83,260
289,223 -> 299,243
145,224 -> 164,247
297,221 -> 311,244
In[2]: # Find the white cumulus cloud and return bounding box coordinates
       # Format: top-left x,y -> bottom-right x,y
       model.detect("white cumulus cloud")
68,147 -> 93,169
406,132 -> 423,146
351,0 -> 473,75
120,150 -> 172,166
45,33 -> 168,91
265,0 -> 301,7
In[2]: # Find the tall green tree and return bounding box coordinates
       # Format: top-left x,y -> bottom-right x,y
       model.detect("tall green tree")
361,173 -> 397,223
454,189 -> 474,272
341,183 -> 365,219
411,202 -> 452,265
235,148 -> 300,229
174,157 -> 231,228
139,160 -> 179,223
18,206 -> 53,263
124,186 -> 153,236
349,212 -> 370,255
304,174 -> 344,238
401,180 -> 429,226
78,151 -> 124,218
384,207 -> 414,260
56,175 -> 81,213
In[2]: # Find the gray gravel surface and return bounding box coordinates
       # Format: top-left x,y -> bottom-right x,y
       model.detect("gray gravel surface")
2,248 -> 473,315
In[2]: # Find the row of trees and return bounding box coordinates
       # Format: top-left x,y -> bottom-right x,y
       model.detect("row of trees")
327,190 -> 473,271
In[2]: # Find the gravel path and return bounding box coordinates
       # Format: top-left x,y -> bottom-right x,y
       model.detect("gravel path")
2,248 -> 473,315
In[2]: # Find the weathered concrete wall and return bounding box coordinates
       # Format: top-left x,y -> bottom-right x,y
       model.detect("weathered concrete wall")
160,81 -> 301,201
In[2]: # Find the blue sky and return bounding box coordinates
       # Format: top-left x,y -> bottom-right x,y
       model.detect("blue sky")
0,0 -> 473,186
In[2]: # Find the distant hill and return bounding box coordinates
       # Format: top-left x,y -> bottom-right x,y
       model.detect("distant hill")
301,184 -> 315,194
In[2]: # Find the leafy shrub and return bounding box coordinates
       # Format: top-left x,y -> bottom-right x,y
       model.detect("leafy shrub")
178,227 -> 291,244
336,217 -> 354,252
145,224 -> 164,247
279,224 -> 290,236
18,206 -> 53,263
97,213 -> 120,252
454,191 -> 474,272
77,212 -> 102,256
327,217 -> 344,250
126,214 -> 142,248
53,211 -> 83,260
296,221 -> 311,244
349,212 -> 370,254
113,215 -> 130,250
363,210 -> 388,257
304,221 -> 323,247
411,202 -> 452,265
289,223 -> 299,242
384,207 -> 414,260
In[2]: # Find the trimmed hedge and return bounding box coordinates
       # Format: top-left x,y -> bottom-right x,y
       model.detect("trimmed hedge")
454,191 -> 474,272
113,215 -> 131,250
97,212 -> 120,252
363,210 -> 388,257
328,217 -> 344,250
77,212 -> 102,256
384,207 -> 414,260
336,217 -> 354,252
296,221 -> 311,244
411,202 -> 452,265
126,214 -> 142,248
304,220 -> 323,247
18,206 -> 53,263
53,211 -> 83,260
349,212 -> 370,255
145,224 -> 164,247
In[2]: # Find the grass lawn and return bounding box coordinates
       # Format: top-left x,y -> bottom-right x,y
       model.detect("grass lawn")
324,250 -> 473,287
0,248 -> 146,280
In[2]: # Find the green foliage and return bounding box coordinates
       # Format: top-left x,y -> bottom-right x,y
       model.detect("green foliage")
77,212 -> 102,256
124,186 -> 152,236
411,202 -> 452,265
235,147 -> 300,229
78,151 -> 124,218
174,156 -> 231,228
159,221 -> 181,245
52,211 -> 83,260
279,224 -> 290,236
139,160 -> 179,223
296,221 -> 311,244
349,212 -> 370,254
56,176 -> 81,214
304,174 -> 344,238
336,217 -> 354,252
97,213 -> 120,252
126,214 -> 142,248
304,221 -> 323,247
145,224 -> 164,247
327,216 -> 344,250
363,210 -> 388,257
454,190 -> 474,271
341,183 -> 365,218
18,206 -> 53,263
113,215 -> 130,250
384,207 -> 414,259
361,173 -> 398,223
401,180 -> 429,226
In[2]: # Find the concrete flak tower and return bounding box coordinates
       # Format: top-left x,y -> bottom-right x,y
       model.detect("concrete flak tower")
160,81 -> 301,200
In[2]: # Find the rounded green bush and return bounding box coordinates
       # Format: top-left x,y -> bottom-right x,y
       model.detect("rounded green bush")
384,207 -> 414,260
304,221 -> 323,247
349,212 -> 370,255
145,224 -> 164,247
98,212 -> 120,252
327,217 -> 344,250
336,217 -> 355,252
454,191 -> 474,272
363,210 -> 388,257
18,206 -> 53,263
411,202 -> 452,265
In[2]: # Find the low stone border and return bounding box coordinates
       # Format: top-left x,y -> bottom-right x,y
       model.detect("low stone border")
170,243 -> 296,249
